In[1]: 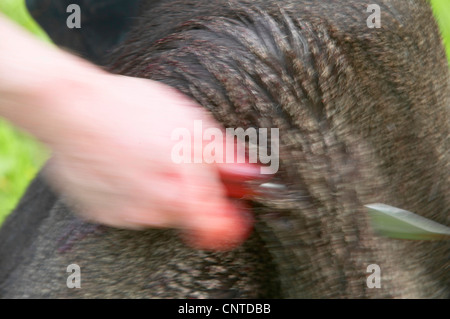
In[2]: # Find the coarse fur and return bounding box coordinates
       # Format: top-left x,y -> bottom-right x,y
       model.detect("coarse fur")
1,0 -> 449,298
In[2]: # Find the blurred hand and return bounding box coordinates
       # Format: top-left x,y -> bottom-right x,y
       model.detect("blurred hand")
0,15 -> 259,250
44,75 -> 256,250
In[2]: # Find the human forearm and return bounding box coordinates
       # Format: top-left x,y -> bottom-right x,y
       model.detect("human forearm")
0,13 -> 106,145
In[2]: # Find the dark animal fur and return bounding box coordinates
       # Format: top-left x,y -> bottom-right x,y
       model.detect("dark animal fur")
1,0 -> 449,298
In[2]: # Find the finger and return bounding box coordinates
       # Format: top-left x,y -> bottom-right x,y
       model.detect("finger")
157,161 -> 254,250
180,199 -> 253,251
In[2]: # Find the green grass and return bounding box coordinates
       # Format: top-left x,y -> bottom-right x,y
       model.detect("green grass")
431,0 -> 450,60
0,120 -> 48,224
0,0 -> 50,41
0,1 -> 449,225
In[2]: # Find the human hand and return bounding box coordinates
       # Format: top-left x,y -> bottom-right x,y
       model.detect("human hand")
43,74 -> 258,250
0,15 -> 260,250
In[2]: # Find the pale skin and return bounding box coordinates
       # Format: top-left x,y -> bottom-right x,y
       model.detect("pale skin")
0,14 -> 259,250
